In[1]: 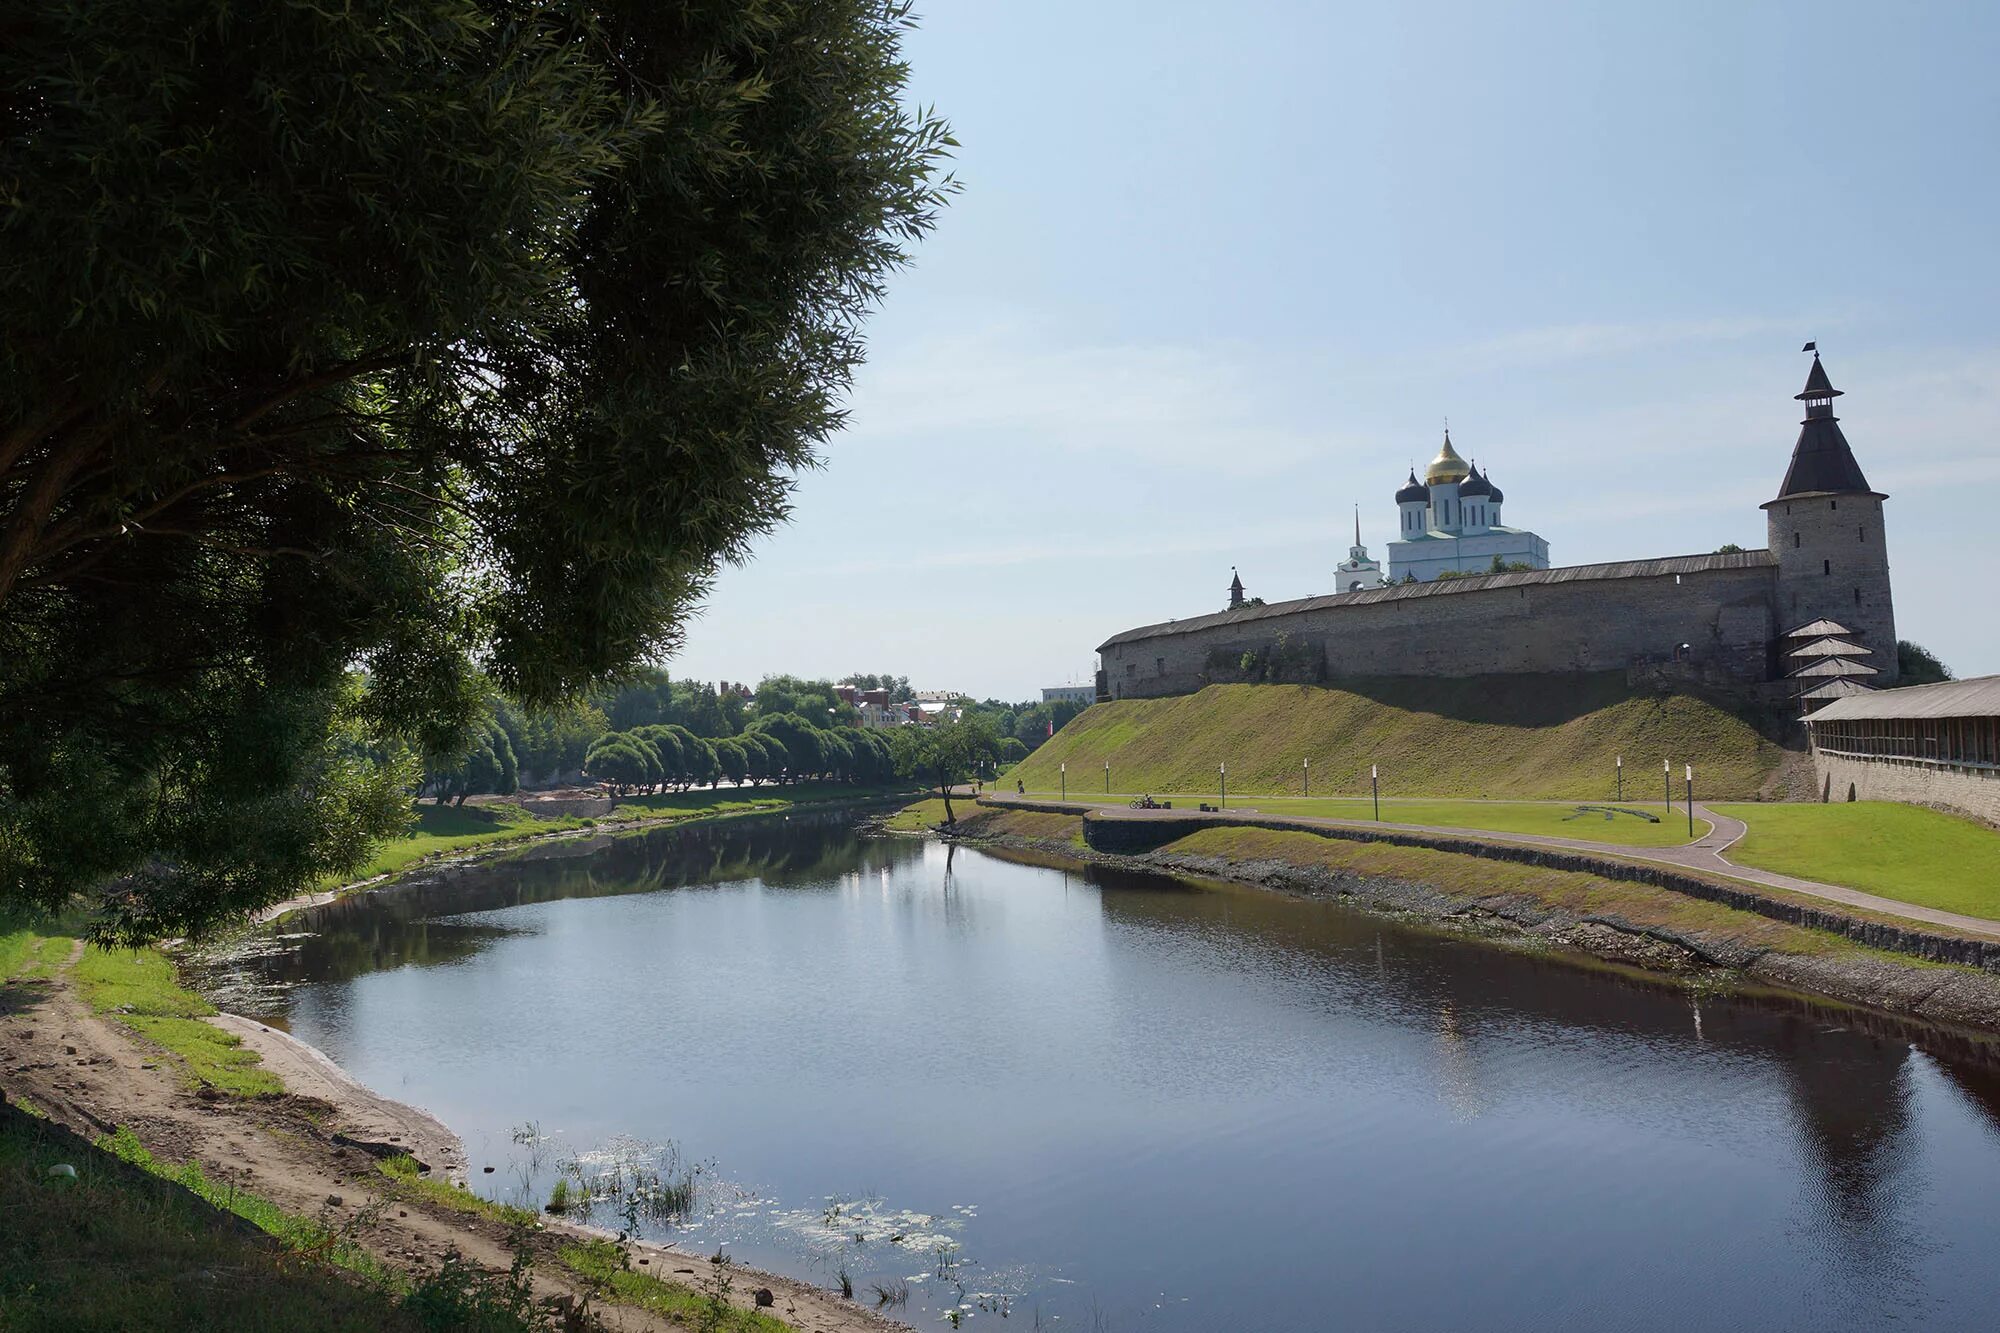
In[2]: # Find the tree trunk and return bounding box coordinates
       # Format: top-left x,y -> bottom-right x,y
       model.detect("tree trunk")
936,765 -> 954,824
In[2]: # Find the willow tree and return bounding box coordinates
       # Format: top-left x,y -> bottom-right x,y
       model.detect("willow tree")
0,1 -> 953,939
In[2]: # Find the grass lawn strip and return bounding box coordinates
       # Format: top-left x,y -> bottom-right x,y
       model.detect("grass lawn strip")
1715,801 -> 2000,920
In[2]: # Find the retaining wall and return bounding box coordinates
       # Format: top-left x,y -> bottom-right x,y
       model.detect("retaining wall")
969,799 -> 2000,973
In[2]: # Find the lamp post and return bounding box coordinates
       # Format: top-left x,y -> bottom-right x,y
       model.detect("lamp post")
1104,760 -> 1110,794
1664,758 -> 1672,813
1059,762 -> 1066,803
1371,764 -> 1380,822
1219,763 -> 1227,809
1685,764 -> 1694,838
1303,757 -> 1311,798
1616,755 -> 1623,802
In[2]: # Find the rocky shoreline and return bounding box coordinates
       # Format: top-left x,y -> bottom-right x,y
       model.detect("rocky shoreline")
922,814 -> 2000,1055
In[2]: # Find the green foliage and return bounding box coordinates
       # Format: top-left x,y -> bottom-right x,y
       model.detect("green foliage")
1897,640 -> 1954,685
1,1 -> 953,940
1715,542 -> 1746,554
424,716 -> 519,806
891,714 -> 1002,820
584,735 -> 659,796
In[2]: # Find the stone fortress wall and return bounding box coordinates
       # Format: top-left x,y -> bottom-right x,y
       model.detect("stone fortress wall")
1100,552 -> 1783,701
1096,352 -> 1897,706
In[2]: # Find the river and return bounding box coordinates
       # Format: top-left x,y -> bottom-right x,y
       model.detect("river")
197,808 -> 2000,1331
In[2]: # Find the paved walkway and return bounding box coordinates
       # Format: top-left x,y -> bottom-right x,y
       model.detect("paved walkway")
980,794 -> 2000,942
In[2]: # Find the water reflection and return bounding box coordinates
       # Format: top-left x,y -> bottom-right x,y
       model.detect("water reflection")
198,810 -> 2000,1331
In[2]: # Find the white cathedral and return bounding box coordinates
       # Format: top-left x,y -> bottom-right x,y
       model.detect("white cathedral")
1333,430 -> 1551,590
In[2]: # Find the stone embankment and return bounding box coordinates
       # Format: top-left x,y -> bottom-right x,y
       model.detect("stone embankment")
937,799 -> 2000,1044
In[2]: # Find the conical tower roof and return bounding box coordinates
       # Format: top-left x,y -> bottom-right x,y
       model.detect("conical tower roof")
1768,353 -> 1879,502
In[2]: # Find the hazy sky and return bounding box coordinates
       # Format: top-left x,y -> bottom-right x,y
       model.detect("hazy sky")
667,0 -> 2000,699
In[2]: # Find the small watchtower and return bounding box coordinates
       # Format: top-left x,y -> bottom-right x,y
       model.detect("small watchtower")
1763,346 -> 1898,680
1227,567 -> 1246,610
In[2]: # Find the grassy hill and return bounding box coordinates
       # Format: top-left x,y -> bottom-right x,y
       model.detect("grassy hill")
1005,674 -> 1796,801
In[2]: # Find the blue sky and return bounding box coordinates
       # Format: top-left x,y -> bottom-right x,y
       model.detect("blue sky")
668,0 -> 2000,699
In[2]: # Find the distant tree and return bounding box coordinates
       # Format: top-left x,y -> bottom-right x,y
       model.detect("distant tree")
996,737 -> 1030,767
496,697 -> 608,785
601,669 -> 677,732
713,738 -> 749,787
748,713 -> 826,781
746,732 -> 789,784
1898,641 -> 1954,685
583,734 -> 654,797
1715,543 -> 1746,555
893,714 -> 1000,822
685,735 -> 721,788
423,717 -> 518,806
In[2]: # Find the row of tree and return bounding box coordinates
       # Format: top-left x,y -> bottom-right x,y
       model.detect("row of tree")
415,669 -> 1059,804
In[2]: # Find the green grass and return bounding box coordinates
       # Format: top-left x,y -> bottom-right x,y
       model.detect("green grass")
1001,792 -> 1706,847
72,945 -> 283,1096
559,1240 -> 792,1332
1715,801 -> 2000,918
0,1109 -> 425,1332
883,796 -> 965,830
346,802 -> 588,882
606,779 -> 919,822
377,1153 -> 538,1228
1009,675 -> 1791,801
0,922 -> 66,983
346,782 -> 919,889
1158,824 -> 1903,962
96,1126 -> 394,1284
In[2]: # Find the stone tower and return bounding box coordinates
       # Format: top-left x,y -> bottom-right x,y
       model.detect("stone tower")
1763,350 -> 1898,681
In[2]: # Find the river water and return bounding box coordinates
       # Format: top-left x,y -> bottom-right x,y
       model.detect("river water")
198,809 -> 2000,1331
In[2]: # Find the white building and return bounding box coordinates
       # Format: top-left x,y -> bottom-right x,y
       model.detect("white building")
1385,431 -> 1550,583
1041,684 -> 1095,704
1334,507 -> 1387,592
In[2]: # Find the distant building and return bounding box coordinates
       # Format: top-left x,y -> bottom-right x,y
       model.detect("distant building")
1334,508 -> 1387,593
834,683 -> 892,708
1387,431 -> 1550,583
856,700 -> 914,729
1041,684 -> 1095,705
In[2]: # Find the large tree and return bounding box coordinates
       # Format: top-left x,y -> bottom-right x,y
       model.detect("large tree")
0,1 -> 953,939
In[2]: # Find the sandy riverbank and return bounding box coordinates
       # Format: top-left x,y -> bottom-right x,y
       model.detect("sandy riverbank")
1,947 -> 910,1333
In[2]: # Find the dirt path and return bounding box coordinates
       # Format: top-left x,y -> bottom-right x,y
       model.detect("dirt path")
0,951 -> 906,1333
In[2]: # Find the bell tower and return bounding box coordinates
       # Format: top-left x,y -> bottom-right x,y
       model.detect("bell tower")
1762,347 -> 1897,680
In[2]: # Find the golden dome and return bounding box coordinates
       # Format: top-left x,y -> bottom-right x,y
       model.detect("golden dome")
1425,430 -> 1471,485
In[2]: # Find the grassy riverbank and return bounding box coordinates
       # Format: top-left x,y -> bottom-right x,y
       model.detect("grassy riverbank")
73,945 -> 282,1096
1717,802 -> 2000,919
0,1105 -> 423,1332
1009,676 -> 1793,800
352,782 -> 920,885
996,792 -> 1707,847
918,804 -> 2000,1035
